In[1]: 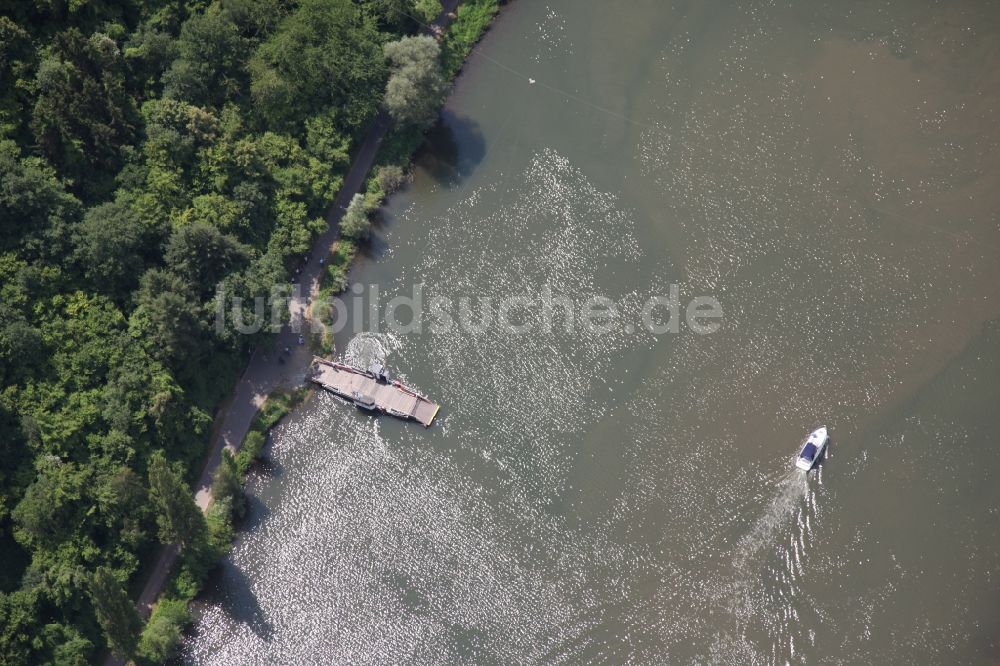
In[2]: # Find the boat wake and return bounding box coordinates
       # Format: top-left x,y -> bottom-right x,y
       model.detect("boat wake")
342,332 -> 402,370
732,470 -> 810,571
707,467 -> 823,664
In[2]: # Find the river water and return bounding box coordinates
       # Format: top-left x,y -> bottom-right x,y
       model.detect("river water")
184,1 -> 1000,663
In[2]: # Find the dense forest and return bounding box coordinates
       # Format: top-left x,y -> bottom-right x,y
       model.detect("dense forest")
0,0 -> 496,662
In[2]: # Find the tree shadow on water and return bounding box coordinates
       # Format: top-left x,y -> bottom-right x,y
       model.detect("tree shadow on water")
201,558 -> 275,641
415,111 -> 486,187
235,491 -> 272,534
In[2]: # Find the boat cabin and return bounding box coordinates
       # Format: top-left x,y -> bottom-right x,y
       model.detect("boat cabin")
351,391 -> 377,410
799,442 -> 818,463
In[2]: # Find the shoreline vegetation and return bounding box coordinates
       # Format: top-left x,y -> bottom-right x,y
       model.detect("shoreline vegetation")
136,387 -> 307,663
135,2 -> 504,663
0,0 -> 501,663
314,0 -> 501,307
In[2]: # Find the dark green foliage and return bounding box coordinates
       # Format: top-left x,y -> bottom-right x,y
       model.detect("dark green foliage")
0,0 -> 489,661
162,3 -> 253,108
88,567 -> 141,658
132,268 -> 206,369
368,0 -> 420,33
249,0 -> 386,133
211,450 -> 244,518
0,593 -> 94,666
0,139 -> 81,257
31,29 -> 139,200
136,597 -> 189,663
0,17 -> 33,141
235,430 -> 265,476
165,221 -> 251,298
147,451 -> 205,549
72,199 -> 154,302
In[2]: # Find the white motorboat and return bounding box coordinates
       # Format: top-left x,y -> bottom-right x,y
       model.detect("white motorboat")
796,426 -> 829,471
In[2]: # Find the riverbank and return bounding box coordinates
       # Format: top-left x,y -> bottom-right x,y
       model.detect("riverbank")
116,2 -> 504,663
177,0 -> 1000,662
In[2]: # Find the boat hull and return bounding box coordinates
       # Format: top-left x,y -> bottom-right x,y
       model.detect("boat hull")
796,426 -> 829,471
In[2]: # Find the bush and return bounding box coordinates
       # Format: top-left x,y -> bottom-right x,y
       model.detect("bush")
211,450 -> 244,518
325,264 -> 349,293
364,177 -> 384,213
378,165 -> 407,195
136,598 -> 190,665
441,0 -> 499,77
317,238 -> 356,298
414,0 -> 442,24
236,430 -> 266,477
340,193 -> 370,240
206,495 -> 235,554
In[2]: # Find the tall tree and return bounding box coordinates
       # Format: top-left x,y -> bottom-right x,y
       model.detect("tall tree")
88,567 -> 140,659
30,29 -> 138,200
161,3 -> 251,108
165,221 -> 251,299
383,35 -> 447,128
147,451 -> 204,550
249,0 -> 386,132
72,199 -> 153,303
0,139 -> 81,257
131,268 -> 206,368
211,450 -> 244,518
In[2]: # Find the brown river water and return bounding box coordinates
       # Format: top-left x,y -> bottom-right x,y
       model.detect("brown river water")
184,0 -> 1000,663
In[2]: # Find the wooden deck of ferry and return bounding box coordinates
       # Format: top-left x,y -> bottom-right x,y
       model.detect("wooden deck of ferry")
308,358 -> 440,427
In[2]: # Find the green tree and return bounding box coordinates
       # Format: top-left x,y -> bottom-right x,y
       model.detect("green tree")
235,430 -> 265,476
131,269 -> 206,368
304,113 -> 351,168
249,0 -> 386,132
0,588 -> 39,664
165,221 -> 251,299
0,17 -> 32,141
147,451 -> 204,550
211,450 -> 244,518
414,0 -> 442,24
30,29 -> 138,199
0,139 -> 81,256
368,0 -> 418,32
161,3 -> 252,108
41,622 -> 92,666
340,193 -> 370,241
123,24 -> 178,98
136,596 -> 189,663
383,35 -> 447,128
0,318 -> 44,386
88,567 -> 140,659
72,199 -> 154,302
11,459 -> 86,550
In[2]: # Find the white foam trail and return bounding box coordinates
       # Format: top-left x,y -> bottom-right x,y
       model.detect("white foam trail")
732,472 -> 808,571
343,331 -> 400,368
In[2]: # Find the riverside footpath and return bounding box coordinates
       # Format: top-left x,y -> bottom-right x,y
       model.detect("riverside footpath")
104,2 -> 464,664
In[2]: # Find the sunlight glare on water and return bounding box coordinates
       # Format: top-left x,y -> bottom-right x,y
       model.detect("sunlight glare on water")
185,0 -> 1000,663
